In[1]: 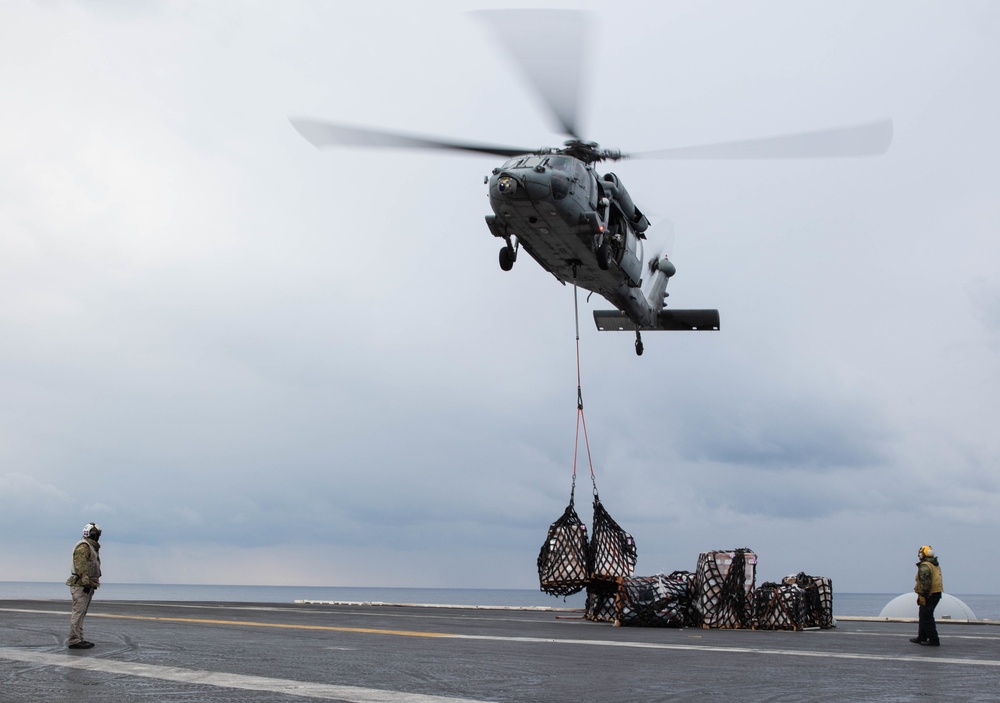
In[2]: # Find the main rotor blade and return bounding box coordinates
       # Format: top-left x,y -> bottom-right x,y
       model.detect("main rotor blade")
289,118 -> 533,158
471,9 -> 589,140
632,120 -> 893,160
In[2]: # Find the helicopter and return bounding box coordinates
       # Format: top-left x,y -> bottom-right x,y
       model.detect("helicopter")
290,10 -> 892,356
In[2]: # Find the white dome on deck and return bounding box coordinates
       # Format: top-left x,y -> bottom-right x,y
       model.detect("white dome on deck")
879,593 -> 977,620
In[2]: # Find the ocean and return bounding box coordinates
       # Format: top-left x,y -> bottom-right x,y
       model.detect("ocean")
3,582 -> 1000,619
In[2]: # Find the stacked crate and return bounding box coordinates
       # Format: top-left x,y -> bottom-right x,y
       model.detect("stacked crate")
692,548 -> 757,629
614,573 -> 691,627
585,581 -> 619,622
782,572 -> 835,629
754,582 -> 808,630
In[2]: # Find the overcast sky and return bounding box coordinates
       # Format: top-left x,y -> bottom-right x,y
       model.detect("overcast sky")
2,0 -> 999,596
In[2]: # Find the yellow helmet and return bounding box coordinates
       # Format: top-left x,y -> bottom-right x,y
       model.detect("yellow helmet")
918,545 -> 934,559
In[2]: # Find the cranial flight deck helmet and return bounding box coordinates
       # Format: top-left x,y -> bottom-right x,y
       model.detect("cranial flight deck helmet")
83,523 -> 102,541
918,545 -> 934,560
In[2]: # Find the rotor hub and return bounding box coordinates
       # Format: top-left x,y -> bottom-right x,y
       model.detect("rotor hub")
559,140 -> 624,164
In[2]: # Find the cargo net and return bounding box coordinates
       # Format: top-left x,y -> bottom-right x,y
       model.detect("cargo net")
692,549 -> 756,629
614,573 -> 692,627
782,572 -> 835,629
585,579 -> 619,622
754,582 -> 808,631
668,570 -> 701,627
537,502 -> 590,597
588,497 -> 637,582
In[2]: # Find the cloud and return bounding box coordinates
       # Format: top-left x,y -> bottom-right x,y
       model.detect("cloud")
0,473 -> 70,508
676,394 -> 889,471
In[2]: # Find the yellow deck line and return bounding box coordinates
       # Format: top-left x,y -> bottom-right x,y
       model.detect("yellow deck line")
91,612 -> 452,638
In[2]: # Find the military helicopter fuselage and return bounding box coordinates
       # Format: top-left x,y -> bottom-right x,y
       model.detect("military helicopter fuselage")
487,153 -> 647,312
483,149 -> 719,353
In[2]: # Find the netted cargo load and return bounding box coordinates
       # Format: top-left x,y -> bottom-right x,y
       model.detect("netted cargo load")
585,579 -> 619,622
588,497 -> 637,582
754,582 -> 807,631
614,573 -> 691,627
667,570 -> 701,627
782,572 -> 835,629
692,548 -> 757,629
537,502 -> 589,597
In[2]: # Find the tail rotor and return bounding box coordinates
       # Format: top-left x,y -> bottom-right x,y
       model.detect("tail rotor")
645,221 -> 677,312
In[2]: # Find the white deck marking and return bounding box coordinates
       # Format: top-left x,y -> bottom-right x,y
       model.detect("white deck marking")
0,647 -> 488,703
448,634 -> 1000,666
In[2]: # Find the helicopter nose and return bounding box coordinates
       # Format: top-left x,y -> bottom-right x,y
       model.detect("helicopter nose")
497,175 -> 518,195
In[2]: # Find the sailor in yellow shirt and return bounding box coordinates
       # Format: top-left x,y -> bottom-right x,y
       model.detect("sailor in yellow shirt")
910,545 -> 943,647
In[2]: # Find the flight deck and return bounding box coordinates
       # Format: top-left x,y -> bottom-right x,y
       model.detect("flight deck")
3,599 -> 1000,702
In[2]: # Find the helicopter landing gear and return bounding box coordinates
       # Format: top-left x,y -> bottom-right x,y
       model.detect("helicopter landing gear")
592,231 -> 612,271
499,238 -> 518,271
499,247 -> 514,271
634,330 -> 644,356
596,241 -> 612,271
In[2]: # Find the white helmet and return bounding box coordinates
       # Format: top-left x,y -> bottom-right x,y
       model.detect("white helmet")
83,523 -> 102,540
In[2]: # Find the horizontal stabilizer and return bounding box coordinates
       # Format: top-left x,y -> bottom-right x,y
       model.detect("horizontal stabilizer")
593,309 -> 720,332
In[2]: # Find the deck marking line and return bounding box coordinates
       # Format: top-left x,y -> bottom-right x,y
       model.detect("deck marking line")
91,613 -> 452,638
449,634 -> 1000,667
0,608 -> 449,638
0,647 -> 488,703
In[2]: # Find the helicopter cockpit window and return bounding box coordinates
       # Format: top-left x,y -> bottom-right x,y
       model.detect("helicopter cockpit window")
522,156 -> 544,169
547,156 -> 574,173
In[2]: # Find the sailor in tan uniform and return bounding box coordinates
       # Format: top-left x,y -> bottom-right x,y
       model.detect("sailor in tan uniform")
66,522 -> 102,649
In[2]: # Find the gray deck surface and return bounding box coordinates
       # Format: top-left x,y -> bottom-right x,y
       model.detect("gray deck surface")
3,599 -> 999,702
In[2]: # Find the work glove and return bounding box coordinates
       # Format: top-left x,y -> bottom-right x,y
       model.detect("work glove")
83,586 -> 91,594
917,595 -> 927,607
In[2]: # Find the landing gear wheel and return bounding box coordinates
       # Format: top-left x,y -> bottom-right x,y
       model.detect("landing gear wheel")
596,242 -> 611,271
499,245 -> 515,271
635,331 -> 644,356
